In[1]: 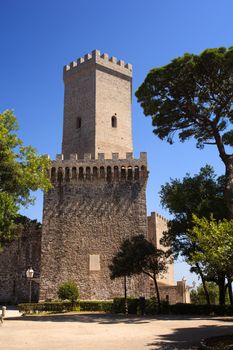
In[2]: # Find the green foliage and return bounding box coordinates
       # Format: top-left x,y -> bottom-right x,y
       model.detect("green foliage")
0,110 -> 52,247
80,300 -> 113,312
187,215 -> 233,304
136,47 -> 233,219
18,301 -> 80,314
136,47 -> 233,149
112,297 -> 139,314
109,234 -> 167,279
191,283 -> 219,305
188,216 -> 233,282
145,298 -> 169,315
160,165 -> 226,259
109,235 -> 168,310
57,281 -> 80,303
169,303 -> 233,316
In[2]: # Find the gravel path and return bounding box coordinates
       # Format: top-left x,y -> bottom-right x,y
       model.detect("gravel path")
1,309 -> 233,349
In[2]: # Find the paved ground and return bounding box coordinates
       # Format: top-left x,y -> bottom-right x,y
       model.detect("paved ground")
1,308 -> 233,349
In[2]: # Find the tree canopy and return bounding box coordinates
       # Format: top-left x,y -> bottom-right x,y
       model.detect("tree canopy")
0,110 -> 51,248
109,234 -> 168,309
136,47 -> 233,218
188,215 -> 233,305
160,165 -> 226,305
160,165 -> 226,258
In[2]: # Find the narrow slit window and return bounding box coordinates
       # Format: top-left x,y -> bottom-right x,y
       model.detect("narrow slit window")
76,117 -> 82,129
111,115 -> 117,128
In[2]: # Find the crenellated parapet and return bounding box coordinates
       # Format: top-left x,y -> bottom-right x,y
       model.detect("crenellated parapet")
64,49 -> 132,80
148,211 -> 169,223
45,152 -> 148,183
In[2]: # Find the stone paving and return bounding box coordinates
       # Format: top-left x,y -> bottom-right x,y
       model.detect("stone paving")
1,308 -> 233,350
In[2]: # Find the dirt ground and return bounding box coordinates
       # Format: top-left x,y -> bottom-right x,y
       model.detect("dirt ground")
1,308 -> 233,350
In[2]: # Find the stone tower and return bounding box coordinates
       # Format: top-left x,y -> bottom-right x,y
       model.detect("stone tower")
62,50 -> 133,159
39,50 -> 149,301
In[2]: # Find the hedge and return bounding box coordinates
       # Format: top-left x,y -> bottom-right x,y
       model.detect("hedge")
112,297 -> 139,314
18,300 -> 233,316
169,303 -> 233,316
80,300 -> 113,312
18,301 -> 80,314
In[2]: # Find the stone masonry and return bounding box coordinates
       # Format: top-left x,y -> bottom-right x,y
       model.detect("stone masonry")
0,221 -> 41,303
39,153 -> 149,300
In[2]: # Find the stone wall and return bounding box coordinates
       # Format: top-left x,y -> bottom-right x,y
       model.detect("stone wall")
148,212 -> 174,286
158,280 -> 190,304
39,153 -> 149,301
0,222 -> 41,303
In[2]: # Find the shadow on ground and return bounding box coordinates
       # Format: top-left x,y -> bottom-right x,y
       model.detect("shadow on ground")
147,323 -> 233,350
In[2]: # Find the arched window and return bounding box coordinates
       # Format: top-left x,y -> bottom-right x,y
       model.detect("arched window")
107,166 -> 112,181
127,166 -> 133,180
79,167 -> 84,180
72,167 -> 77,180
51,167 -> 56,182
76,117 -> 82,129
134,166 -> 139,180
65,167 -> 70,181
111,115 -> 117,128
86,167 -> 91,180
114,166 -> 119,179
121,166 -> 126,179
57,167 -> 63,182
100,166 -> 105,179
93,167 -> 98,179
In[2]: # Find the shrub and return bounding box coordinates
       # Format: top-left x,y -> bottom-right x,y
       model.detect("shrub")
113,297 -> 139,314
169,303 -> 233,316
80,300 -> 113,312
18,301 -> 80,314
57,281 -> 79,303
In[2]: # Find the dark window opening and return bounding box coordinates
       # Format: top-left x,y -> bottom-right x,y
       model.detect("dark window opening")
111,115 -> 117,128
114,166 -> 119,179
72,167 -> 77,179
76,117 -> 82,129
128,167 -> 133,180
107,166 -> 112,181
121,166 -> 126,179
86,167 -> 91,180
79,167 -> 84,180
93,167 -> 98,179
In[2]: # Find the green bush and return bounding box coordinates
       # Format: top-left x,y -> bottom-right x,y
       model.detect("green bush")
80,300 -> 113,312
170,303 -> 233,316
113,297 -> 139,314
58,281 -> 79,303
18,301 -> 80,314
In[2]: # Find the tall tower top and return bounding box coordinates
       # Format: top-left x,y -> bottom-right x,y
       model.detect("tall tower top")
64,49 -> 132,79
62,50 -> 133,160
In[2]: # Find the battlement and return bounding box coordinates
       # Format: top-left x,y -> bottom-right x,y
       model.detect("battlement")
149,211 -> 169,223
45,152 -> 147,183
64,49 -> 132,79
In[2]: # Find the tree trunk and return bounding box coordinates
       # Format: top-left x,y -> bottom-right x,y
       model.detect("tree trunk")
153,274 -> 161,313
124,275 -> 128,315
227,278 -> 233,305
218,275 -> 226,305
196,263 -> 210,305
224,156 -> 233,220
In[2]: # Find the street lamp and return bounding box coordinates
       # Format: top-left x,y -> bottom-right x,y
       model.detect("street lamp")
26,267 -> 34,303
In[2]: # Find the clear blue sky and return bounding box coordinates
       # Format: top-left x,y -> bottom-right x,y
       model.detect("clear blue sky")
1,0 -> 233,285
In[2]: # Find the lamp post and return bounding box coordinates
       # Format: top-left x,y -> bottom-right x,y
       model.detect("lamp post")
26,267 -> 34,303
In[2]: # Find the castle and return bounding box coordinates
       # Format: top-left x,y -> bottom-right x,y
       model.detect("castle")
0,50 -> 189,304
